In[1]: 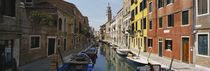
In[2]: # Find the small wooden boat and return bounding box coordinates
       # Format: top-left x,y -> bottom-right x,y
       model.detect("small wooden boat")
136,63 -> 174,71
85,47 -> 98,59
116,49 -> 130,56
58,53 -> 93,71
126,56 -> 148,66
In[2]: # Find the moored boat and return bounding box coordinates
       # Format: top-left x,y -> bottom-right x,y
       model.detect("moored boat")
85,47 -> 98,59
58,53 -> 93,71
126,56 -> 148,66
116,49 -> 131,56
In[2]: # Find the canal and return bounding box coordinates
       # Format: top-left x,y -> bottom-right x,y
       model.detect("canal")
92,43 -> 138,71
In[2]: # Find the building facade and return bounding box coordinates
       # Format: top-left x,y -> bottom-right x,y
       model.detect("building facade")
0,0 -> 91,68
130,0 -> 148,52
147,0 -> 194,63
195,0 -> 210,68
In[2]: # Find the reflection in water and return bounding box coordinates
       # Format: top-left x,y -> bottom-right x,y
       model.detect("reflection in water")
92,43 -> 137,71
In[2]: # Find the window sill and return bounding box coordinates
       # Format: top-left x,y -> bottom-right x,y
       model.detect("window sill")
197,13 -> 210,17
181,24 -> 189,27
196,54 -> 210,58
166,3 -> 173,6
30,47 -> 41,50
158,7 -> 163,10
167,27 -> 174,28
149,12 -> 152,14
166,49 -> 172,51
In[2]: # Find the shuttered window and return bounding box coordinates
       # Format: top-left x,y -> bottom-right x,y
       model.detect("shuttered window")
166,0 -> 174,5
149,2 -> 152,13
168,14 -> 174,27
159,17 -> 163,28
158,0 -> 164,8
143,18 -> 146,29
198,34 -> 208,55
182,11 -> 189,25
149,21 -> 152,30
197,0 -> 208,15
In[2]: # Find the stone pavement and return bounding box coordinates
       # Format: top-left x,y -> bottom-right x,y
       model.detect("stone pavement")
18,42 -> 93,71
130,48 -> 209,71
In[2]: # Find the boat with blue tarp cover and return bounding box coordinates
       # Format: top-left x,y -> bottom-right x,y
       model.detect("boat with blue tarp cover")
58,53 -> 93,71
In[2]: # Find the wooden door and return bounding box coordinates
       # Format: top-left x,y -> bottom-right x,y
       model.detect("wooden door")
182,38 -> 189,63
48,38 -> 56,56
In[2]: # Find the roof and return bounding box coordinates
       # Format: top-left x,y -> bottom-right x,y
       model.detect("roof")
46,0 -> 83,17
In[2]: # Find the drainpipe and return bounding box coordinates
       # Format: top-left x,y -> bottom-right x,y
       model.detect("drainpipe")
192,0 -> 196,66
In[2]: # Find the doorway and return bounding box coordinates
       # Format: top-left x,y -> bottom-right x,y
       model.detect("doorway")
158,38 -> 163,57
48,38 -> 56,56
144,37 -> 146,52
182,37 -> 189,63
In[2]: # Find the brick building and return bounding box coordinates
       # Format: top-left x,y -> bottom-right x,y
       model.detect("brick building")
0,0 -> 91,68
147,0 -> 194,64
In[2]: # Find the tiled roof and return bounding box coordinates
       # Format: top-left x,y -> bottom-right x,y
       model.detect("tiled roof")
46,0 -> 83,17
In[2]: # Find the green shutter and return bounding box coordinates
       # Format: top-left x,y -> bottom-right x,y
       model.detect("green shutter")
182,11 -> 189,25
171,14 -> 174,27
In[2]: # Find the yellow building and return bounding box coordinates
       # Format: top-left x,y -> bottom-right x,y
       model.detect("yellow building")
130,0 -> 147,51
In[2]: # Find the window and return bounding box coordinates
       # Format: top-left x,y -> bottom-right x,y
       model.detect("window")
165,40 -> 172,50
182,11 -> 189,25
168,14 -> 174,27
135,6 -> 138,15
149,2 -> 152,13
143,0 -> 147,9
166,0 -> 174,5
59,18 -> 62,31
149,21 -> 152,30
30,35 -> 41,49
197,0 -> 209,15
58,39 -> 60,46
64,18 -> 67,32
198,34 -> 208,55
132,23 -> 134,31
64,39 -> 66,51
1,0 -> 16,17
158,0 -> 164,8
136,22 -> 138,30
131,0 -> 134,5
143,18 -> 146,29
148,39 -> 153,48
140,2 -> 143,11
26,0 -> 32,2
141,19 -> 143,29
131,10 -> 135,20
159,17 -> 163,28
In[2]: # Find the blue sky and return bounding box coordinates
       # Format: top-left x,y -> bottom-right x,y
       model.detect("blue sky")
64,0 -> 122,31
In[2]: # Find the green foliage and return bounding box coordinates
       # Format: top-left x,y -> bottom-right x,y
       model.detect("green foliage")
29,11 -> 56,26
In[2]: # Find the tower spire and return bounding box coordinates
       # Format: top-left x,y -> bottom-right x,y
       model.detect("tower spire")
106,2 -> 112,22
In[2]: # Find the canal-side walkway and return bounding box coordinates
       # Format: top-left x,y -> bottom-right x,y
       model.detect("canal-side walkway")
18,42 -> 93,71
130,48 -> 209,71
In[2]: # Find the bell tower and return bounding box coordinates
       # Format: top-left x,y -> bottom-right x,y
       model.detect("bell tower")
106,3 -> 112,22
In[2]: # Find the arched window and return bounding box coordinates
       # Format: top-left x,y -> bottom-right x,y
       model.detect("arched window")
59,18 -> 62,31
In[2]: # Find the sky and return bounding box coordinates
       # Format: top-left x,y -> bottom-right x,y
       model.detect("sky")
64,0 -> 122,31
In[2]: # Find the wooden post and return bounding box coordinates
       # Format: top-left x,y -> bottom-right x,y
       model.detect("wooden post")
169,55 -> 174,70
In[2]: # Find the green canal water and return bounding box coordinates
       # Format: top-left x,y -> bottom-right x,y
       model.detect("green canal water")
92,43 -> 138,71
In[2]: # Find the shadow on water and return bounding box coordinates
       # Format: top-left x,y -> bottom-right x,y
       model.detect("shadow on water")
92,43 -> 138,71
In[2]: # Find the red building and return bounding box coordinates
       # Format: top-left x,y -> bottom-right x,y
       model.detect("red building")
147,0 -> 194,63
